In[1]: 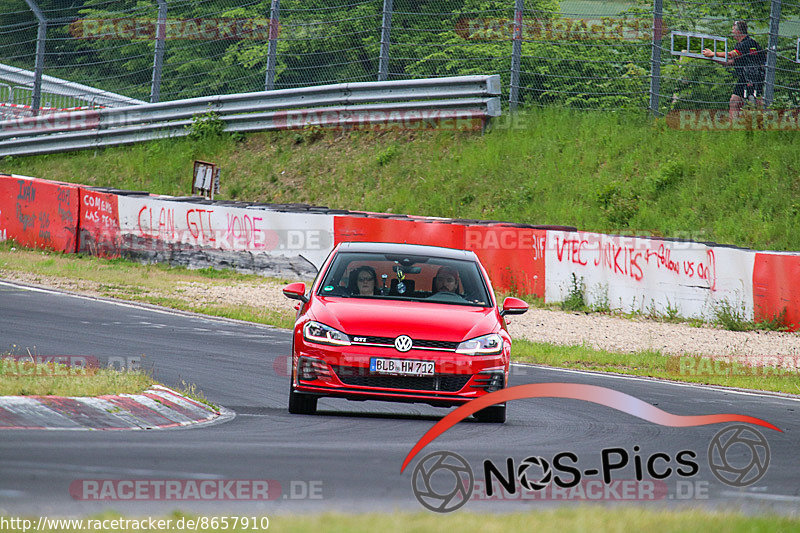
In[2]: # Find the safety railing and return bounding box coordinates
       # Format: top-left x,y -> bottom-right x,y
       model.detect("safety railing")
0,75 -> 501,158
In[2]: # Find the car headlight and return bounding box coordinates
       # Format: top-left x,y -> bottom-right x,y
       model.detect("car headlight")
456,333 -> 503,355
303,321 -> 351,346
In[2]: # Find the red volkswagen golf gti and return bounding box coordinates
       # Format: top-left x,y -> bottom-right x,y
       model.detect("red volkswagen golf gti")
282,242 -> 528,422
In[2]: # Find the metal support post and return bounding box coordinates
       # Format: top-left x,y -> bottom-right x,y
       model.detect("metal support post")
150,0 -> 167,103
378,0 -> 393,81
265,0 -> 280,90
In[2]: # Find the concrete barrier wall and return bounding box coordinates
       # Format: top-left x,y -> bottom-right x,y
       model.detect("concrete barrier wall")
1,174 -> 797,329
116,195 -> 334,278
753,252 -> 800,329
0,174 -> 78,253
544,230 -> 755,321
78,187 -> 121,257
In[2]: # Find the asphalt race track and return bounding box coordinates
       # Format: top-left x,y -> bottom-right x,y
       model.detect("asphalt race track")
1,279 -> 799,516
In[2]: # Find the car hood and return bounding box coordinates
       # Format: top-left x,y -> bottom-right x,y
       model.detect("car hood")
309,297 -> 499,341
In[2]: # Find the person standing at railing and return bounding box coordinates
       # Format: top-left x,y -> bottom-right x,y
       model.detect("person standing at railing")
702,20 -> 765,121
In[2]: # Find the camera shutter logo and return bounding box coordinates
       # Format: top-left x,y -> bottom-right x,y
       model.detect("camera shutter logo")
517,456 -> 553,491
411,451 -> 473,513
708,425 -> 770,487
394,335 -> 413,353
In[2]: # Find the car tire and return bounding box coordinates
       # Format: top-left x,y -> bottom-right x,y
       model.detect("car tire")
474,404 -> 506,423
288,387 -> 318,415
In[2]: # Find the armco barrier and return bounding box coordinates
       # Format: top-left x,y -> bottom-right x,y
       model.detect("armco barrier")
753,253 -> 800,330
544,231 -> 756,322
0,174 -> 79,253
0,76 -> 501,157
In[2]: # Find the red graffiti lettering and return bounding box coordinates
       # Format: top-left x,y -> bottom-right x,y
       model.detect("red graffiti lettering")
555,237 -> 587,266
186,208 -> 215,243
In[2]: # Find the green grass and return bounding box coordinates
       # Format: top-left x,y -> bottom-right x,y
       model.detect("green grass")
2,109 -> 800,251
2,508 -> 799,532
512,340 -> 800,394
0,358 -> 153,396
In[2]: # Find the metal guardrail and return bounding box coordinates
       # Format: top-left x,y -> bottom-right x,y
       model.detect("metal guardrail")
0,76 -> 501,157
0,63 -> 147,109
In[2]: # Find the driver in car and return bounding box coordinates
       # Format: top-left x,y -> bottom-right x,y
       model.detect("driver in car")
433,266 -> 460,293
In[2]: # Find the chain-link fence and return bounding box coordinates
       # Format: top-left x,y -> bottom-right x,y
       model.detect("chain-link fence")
0,0 -> 798,117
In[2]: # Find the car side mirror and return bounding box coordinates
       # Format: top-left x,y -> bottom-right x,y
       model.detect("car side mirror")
283,282 -> 308,303
500,296 -> 528,317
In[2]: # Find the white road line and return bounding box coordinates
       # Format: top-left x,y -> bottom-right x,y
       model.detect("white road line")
0,279 -> 277,330
720,491 -> 800,502
0,460 -> 223,478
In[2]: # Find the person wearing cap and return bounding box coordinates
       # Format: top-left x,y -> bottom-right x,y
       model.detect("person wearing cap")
702,20 -> 765,120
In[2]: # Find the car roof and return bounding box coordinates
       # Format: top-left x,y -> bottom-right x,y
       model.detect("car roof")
336,241 -> 478,261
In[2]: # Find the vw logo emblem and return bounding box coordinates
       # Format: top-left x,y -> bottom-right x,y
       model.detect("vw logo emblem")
394,335 -> 413,352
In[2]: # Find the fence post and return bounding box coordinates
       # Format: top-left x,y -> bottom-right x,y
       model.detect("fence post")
764,0 -> 781,107
509,0 -> 523,112
648,0 -> 663,116
378,0 -> 393,81
265,0 -> 280,90
24,0 -> 46,116
150,0 -> 167,103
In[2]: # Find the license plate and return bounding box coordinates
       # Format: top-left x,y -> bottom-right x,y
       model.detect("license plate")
369,358 -> 435,376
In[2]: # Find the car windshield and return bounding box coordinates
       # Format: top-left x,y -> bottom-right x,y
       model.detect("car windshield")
316,252 -> 492,307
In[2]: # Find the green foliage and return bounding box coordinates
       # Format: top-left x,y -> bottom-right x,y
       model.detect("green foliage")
187,110 -> 226,140
376,145 -> 398,166
596,181 -> 640,228
560,273 -> 586,312
715,300 -> 789,332
648,160 -> 688,194
3,0 -> 798,112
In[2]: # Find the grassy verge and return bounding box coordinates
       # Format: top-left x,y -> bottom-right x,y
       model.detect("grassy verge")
0,358 -> 153,396
0,241 -> 297,330
1,109 -> 799,251
3,508 -> 799,532
512,340 -> 800,395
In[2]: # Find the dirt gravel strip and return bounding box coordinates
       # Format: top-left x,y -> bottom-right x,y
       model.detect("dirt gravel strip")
506,309 -> 800,368
2,270 -> 799,369
0,385 -> 233,430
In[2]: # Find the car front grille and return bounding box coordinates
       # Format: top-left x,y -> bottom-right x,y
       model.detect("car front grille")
351,335 -> 459,351
330,365 -> 471,392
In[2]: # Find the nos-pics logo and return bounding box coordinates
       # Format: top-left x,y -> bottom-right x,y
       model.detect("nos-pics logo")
402,384 -> 780,513
411,425 -> 770,513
